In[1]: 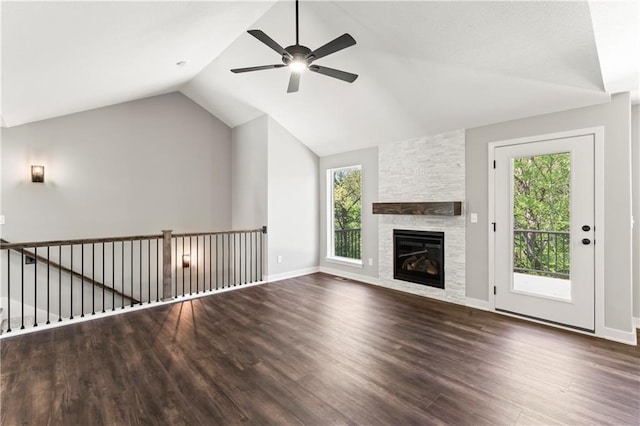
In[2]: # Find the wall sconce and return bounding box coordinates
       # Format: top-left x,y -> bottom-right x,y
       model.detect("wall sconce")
182,254 -> 190,268
31,165 -> 45,183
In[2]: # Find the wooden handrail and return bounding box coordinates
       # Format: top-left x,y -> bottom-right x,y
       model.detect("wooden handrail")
1,239 -> 139,304
0,228 -> 267,250
0,234 -> 162,250
172,227 -> 266,238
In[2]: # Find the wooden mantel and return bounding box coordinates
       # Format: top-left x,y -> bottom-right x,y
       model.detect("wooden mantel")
372,201 -> 462,216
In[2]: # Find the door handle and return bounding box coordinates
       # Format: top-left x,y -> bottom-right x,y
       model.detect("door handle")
581,238 -> 591,245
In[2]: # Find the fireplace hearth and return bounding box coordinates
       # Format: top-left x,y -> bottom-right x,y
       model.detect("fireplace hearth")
393,229 -> 444,288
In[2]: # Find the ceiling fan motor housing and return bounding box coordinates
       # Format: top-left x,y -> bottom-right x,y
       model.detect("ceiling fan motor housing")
282,45 -> 313,66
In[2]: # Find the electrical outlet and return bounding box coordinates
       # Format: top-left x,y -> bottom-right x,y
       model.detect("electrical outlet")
277,255 -> 282,264
0,215 -> 4,225
368,258 -> 374,266
470,213 -> 478,223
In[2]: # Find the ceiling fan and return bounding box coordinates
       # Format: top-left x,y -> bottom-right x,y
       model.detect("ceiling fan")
231,0 -> 358,93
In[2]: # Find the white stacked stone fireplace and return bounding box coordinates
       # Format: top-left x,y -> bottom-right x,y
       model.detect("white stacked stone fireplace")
377,130 -> 466,305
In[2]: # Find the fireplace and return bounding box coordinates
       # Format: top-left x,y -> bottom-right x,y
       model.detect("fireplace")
393,229 -> 444,288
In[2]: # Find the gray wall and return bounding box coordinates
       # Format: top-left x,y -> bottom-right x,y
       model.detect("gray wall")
230,115 -> 319,278
466,93 -> 633,332
319,147 -> 379,278
231,115 -> 268,230
1,92 -> 232,241
632,105 -> 639,320
267,117 -> 319,276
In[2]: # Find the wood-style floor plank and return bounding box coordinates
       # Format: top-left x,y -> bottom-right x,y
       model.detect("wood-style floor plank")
1,272 -> 639,425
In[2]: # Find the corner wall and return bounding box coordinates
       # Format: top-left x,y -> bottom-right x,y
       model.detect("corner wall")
231,115 -> 319,280
466,93 -> 633,334
266,117 -> 319,278
231,116 -> 268,230
1,92 -> 232,241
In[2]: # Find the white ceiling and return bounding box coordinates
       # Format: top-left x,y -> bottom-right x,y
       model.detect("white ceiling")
0,1 -> 276,126
2,1 -> 638,157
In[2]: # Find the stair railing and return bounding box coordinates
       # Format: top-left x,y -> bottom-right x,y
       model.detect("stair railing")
0,227 -> 266,334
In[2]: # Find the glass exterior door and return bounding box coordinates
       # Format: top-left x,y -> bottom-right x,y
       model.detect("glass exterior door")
494,135 -> 595,331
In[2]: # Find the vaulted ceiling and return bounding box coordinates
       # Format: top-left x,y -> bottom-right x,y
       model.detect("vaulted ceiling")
2,1 -> 638,156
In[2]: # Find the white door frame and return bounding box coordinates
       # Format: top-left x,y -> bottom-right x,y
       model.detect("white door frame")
488,127 -> 605,338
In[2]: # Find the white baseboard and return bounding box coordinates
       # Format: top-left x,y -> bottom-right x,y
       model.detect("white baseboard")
601,326 -> 638,346
265,267 -> 320,283
634,317 -> 640,329
318,266 -> 380,286
465,297 -> 491,311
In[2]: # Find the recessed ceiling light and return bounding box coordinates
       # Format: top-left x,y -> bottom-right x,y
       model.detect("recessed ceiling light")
176,61 -> 188,67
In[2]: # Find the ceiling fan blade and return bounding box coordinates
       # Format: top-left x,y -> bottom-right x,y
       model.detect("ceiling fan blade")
309,65 -> 358,83
287,72 -> 301,93
306,33 -> 356,62
247,30 -> 293,59
231,64 -> 286,73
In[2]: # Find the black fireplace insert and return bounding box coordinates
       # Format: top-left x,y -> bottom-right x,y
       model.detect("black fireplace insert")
393,229 -> 444,288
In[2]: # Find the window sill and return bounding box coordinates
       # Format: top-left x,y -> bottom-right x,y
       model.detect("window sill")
325,257 -> 363,269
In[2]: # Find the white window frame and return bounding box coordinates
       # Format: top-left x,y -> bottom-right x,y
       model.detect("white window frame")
326,165 -> 363,267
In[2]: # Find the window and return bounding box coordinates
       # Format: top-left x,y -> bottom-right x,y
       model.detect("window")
327,165 -> 362,265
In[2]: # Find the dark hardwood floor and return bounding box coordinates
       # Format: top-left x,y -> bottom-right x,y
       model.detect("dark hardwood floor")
1,273 -> 639,425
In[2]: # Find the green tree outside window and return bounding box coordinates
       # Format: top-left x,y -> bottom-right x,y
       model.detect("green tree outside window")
332,167 -> 362,260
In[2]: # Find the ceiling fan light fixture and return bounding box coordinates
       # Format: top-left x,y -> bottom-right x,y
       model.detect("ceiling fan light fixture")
289,60 -> 307,73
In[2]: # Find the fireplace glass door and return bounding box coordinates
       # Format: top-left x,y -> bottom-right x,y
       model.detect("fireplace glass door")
393,230 -> 444,288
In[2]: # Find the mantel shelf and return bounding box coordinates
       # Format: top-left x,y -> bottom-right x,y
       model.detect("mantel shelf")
372,202 -> 462,216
